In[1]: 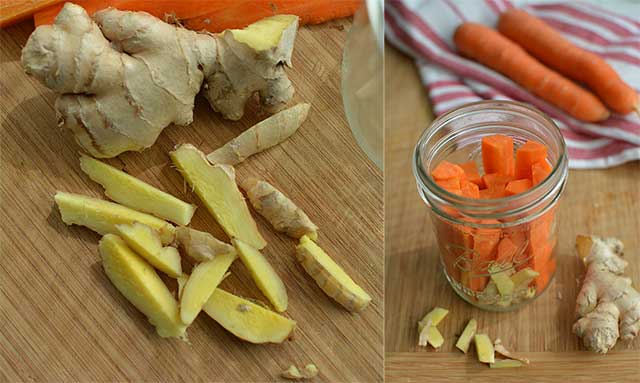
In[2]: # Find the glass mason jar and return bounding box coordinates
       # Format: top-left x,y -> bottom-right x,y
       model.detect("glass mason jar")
413,101 -> 568,311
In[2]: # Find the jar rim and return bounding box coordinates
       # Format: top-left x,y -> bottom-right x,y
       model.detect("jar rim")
413,101 -> 568,222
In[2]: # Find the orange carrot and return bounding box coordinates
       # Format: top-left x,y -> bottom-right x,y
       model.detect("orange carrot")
436,177 -> 462,195
531,160 -> 552,185
0,0 -> 63,27
454,23 -> 610,122
481,135 -> 514,176
482,173 -> 513,190
184,0 -> 361,32
461,179 -> 480,198
496,237 -> 518,264
459,161 -> 483,187
432,160 -> 466,181
33,0 -> 362,32
505,178 -> 532,196
498,9 -> 638,115
515,140 -> 547,179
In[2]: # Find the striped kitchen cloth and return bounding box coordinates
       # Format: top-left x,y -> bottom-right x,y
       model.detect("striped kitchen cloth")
385,0 -> 640,168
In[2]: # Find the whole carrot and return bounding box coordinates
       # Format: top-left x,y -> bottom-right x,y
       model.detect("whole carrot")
498,9 -> 638,115
33,0 -> 361,32
0,0 -> 63,27
454,23 -> 610,122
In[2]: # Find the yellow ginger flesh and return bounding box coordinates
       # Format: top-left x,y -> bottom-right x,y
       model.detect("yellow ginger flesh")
21,3 -> 298,157
455,318 -> 477,353
233,239 -> 288,312
202,288 -> 296,344
115,222 -> 182,278
295,235 -> 371,312
573,235 -> 640,354
281,364 -> 319,380
474,334 -> 495,364
80,154 -> 195,225
55,191 -> 175,244
99,234 -> 185,338
241,177 -> 318,240
180,251 -> 237,325
170,144 -> 266,249
207,103 -> 310,166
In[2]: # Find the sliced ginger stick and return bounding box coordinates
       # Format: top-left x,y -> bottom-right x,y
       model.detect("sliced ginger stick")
79,154 -> 196,225
55,191 -> 175,244
116,222 -> 182,278
455,318 -> 477,353
170,144 -> 266,249
295,235 -> 371,312
417,307 -> 448,349
99,234 -> 186,338
202,288 -> 296,344
233,239 -> 288,312
180,251 -> 237,325
241,177 -> 318,240
475,334 -> 495,364
175,226 -> 234,262
490,360 -> 523,368
207,103 -> 311,165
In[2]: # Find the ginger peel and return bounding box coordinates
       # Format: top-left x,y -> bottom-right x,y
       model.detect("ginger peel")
573,235 -> 640,353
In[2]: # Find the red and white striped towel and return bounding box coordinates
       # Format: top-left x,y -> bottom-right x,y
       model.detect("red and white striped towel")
385,0 -> 640,168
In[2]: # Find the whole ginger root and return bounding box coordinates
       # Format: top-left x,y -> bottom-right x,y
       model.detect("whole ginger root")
573,235 -> 640,353
21,3 -> 297,158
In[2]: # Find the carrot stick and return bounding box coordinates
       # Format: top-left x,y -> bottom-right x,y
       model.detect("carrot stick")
505,179 -> 532,196
514,140 -> 547,179
432,160 -> 466,181
454,23 -> 610,122
459,161 -> 483,187
498,9 -> 638,115
0,0 -> 63,28
34,0 -> 362,32
531,161 -> 552,186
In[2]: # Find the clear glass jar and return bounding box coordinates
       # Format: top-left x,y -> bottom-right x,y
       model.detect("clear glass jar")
413,101 -> 568,311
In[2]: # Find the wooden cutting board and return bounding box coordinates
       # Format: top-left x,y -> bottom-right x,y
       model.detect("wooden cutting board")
384,46 -> 640,382
0,18 -> 383,382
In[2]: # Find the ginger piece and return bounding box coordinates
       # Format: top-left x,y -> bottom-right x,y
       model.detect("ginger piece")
175,226 -> 234,262
417,307 -> 448,349
573,235 -> 640,354
494,338 -> 530,364
99,234 -> 186,338
55,191 -> 175,244
170,144 -> 266,249
233,239 -> 288,312
295,235 -> 371,312
241,178 -> 318,240
80,154 -> 196,225
489,264 -> 515,297
207,103 -> 311,165
455,318 -> 477,353
180,251 -> 237,325
281,364 -> 319,381
489,360 -> 523,368
474,334 -> 495,364
510,267 -> 539,290
22,4 -> 297,157
115,223 -> 182,278
202,288 -> 296,344
418,319 -> 432,347
418,307 -> 448,329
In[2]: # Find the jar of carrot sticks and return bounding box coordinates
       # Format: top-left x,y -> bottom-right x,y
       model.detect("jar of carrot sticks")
413,101 -> 568,311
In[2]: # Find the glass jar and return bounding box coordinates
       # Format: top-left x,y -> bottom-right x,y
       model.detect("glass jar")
413,101 -> 568,311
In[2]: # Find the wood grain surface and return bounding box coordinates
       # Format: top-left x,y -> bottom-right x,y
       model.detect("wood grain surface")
0,18 -> 383,382
384,46 -> 640,382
